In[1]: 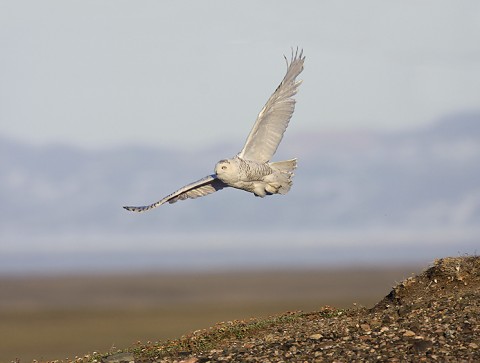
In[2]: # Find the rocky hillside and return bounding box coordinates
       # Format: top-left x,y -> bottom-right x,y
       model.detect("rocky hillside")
93,256 -> 479,363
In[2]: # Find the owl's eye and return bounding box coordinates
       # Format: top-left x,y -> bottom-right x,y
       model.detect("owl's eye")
221,166 -> 227,170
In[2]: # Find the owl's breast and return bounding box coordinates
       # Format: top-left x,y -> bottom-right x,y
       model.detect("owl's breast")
237,159 -> 273,181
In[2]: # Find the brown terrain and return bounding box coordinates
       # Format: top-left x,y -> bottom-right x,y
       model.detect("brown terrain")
2,256 -> 478,362
100,256 -> 480,363
2,266 -> 415,362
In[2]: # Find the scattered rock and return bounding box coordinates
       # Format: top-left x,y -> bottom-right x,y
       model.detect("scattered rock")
179,358 -> 198,363
411,339 -> 433,353
102,256 -> 480,363
403,330 -> 416,337
360,323 -> 371,332
102,352 -> 134,363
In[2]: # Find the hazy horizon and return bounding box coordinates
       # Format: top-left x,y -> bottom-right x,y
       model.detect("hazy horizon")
2,112 -> 479,273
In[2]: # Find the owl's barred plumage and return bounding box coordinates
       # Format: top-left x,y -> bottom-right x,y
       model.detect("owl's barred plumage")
124,49 -> 304,212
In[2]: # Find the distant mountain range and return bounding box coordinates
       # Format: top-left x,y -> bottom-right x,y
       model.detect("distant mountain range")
1,113 -> 479,271
1,113 -> 480,239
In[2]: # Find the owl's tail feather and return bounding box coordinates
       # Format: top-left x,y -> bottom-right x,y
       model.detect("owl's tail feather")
270,158 -> 297,173
266,158 -> 297,195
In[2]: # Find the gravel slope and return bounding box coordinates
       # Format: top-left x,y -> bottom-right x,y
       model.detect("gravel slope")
102,256 -> 479,363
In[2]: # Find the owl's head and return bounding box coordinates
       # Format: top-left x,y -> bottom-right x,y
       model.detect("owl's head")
215,158 -> 239,183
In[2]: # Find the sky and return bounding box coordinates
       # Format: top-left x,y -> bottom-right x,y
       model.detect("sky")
1,1 -> 480,150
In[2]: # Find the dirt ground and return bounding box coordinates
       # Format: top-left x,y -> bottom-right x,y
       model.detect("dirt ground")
101,256 -> 480,362
1,266 -> 419,362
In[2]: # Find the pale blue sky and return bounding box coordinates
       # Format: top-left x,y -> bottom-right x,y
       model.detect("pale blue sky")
1,1 -> 479,150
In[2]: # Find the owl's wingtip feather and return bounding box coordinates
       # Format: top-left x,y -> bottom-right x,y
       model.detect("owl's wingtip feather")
123,206 -> 141,212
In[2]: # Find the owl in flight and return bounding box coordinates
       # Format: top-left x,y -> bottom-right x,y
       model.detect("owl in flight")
124,49 -> 304,212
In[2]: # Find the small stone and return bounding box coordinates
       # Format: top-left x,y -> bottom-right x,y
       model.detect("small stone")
444,330 -> 455,338
179,359 -> 198,363
403,330 -> 416,337
316,342 -> 334,349
102,353 -> 135,363
309,333 -> 323,340
468,342 -> 479,349
412,340 -> 433,353
360,323 -> 371,331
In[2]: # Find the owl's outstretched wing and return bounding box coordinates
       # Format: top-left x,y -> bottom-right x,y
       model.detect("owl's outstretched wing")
237,48 -> 305,163
123,174 -> 228,212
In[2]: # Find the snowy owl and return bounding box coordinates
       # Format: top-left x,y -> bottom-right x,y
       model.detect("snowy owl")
124,49 -> 304,212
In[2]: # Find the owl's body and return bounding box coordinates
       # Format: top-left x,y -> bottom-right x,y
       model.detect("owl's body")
124,49 -> 304,213
215,156 -> 296,197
